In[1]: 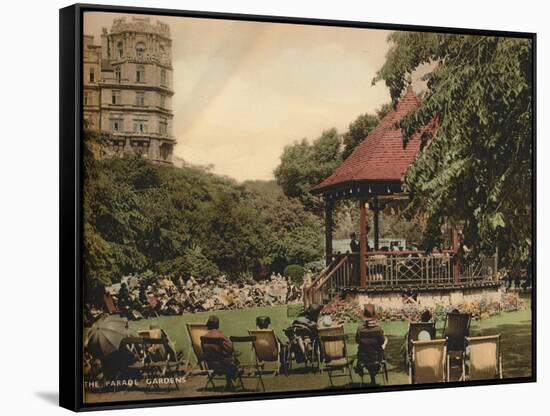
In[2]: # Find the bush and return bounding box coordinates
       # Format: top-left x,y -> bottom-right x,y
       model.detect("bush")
284,264 -> 305,285
157,247 -> 220,279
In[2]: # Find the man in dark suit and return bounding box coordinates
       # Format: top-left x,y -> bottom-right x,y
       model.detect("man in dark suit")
355,304 -> 387,385
350,232 -> 360,285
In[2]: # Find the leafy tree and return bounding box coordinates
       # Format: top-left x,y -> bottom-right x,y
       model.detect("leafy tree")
157,246 -> 220,279
250,187 -> 323,273
274,128 -> 341,212
342,104 -> 391,159
82,128 -> 324,298
284,264 -> 306,285
374,33 -> 533,270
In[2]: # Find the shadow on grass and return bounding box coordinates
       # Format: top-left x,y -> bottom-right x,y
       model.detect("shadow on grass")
384,323 -> 532,380
483,323 -> 532,378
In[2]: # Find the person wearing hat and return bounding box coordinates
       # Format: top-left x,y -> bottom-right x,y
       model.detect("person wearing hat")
355,303 -> 387,385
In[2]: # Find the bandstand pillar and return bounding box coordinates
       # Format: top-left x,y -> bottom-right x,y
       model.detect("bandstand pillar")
325,199 -> 334,267
359,200 -> 368,287
373,195 -> 380,250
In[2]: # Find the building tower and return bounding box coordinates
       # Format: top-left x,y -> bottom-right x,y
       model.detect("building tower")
83,17 -> 176,163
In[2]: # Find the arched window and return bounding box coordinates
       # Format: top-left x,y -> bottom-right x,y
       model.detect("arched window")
117,41 -> 123,58
136,42 -> 146,58
115,66 -> 121,83
136,65 -> 145,83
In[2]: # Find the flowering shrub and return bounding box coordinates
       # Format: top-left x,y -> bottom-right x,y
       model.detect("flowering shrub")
321,291 -> 525,323
321,295 -> 363,323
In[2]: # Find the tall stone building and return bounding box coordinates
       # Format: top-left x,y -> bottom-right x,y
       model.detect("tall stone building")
83,17 -> 176,163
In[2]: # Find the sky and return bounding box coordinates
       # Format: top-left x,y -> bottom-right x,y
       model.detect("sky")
84,12 -> 394,182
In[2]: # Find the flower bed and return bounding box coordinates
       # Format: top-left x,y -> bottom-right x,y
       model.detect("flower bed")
322,292 -> 525,323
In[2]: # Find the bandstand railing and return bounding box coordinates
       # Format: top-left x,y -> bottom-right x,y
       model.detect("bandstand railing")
304,251 -> 498,307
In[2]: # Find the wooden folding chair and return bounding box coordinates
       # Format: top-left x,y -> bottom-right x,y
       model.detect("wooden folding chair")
200,335 -> 265,392
132,330 -> 189,391
410,338 -> 448,384
443,312 -> 471,379
200,336 -> 236,391
318,326 -> 354,387
186,323 -> 209,370
464,335 -> 502,381
248,329 -> 282,376
405,322 -> 437,367
230,335 -> 265,392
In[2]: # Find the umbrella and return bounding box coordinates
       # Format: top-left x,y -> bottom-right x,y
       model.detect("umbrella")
86,315 -> 128,359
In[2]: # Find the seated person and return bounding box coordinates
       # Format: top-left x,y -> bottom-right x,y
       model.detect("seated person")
256,316 -> 271,329
401,309 -> 435,360
256,315 -> 289,370
202,316 -> 240,389
355,304 -> 387,385
100,337 -> 140,381
417,309 -> 434,340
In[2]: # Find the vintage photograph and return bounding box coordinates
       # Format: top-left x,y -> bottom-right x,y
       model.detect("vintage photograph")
80,11 -> 533,405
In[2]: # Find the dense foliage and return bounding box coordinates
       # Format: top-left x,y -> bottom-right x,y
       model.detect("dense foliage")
274,128 -> 341,213
283,264 -> 306,285
82,131 -> 323,296
342,104 -> 391,160
375,33 -> 533,270
274,111 -> 420,241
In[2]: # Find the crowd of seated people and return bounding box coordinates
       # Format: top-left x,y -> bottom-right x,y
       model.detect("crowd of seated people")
196,303 -> 391,388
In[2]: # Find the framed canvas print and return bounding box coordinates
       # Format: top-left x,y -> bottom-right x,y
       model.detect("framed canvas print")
59,3 -> 536,411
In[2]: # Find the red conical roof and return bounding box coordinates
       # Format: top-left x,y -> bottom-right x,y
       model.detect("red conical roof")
312,88 -> 435,194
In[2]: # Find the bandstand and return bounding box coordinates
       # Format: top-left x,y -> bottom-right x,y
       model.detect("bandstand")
304,89 -> 500,309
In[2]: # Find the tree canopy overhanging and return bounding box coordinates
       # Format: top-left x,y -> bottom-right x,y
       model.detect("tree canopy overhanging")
374,32 -> 533,271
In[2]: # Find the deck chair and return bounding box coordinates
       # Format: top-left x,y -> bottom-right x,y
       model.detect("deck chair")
200,336 -> 239,391
125,331 -> 188,390
405,322 -> 437,367
443,312 -> 471,352
464,335 -> 502,381
248,329 -> 282,376
137,328 -> 179,362
318,325 -> 354,386
200,335 -> 264,392
186,323 -> 209,370
230,335 -> 265,392
134,330 -> 189,390
410,338 -> 448,384
443,312 -> 471,378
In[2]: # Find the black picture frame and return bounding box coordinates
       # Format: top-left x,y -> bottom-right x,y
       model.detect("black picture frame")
60,3 -> 537,411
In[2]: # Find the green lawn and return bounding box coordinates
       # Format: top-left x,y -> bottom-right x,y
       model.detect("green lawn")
85,302 -> 532,403
128,302 -> 532,383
